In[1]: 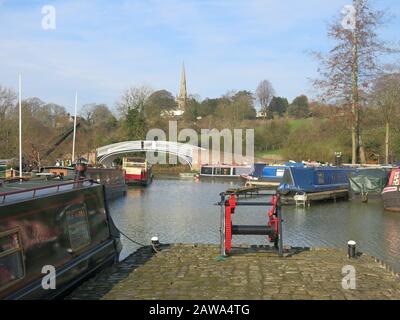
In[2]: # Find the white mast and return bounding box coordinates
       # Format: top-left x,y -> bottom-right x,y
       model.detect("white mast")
18,75 -> 22,179
71,91 -> 78,163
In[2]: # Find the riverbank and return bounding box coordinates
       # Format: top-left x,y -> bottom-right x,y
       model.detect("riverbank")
152,165 -> 196,176
67,244 -> 400,300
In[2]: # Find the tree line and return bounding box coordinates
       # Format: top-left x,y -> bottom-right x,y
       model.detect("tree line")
0,81 -> 314,166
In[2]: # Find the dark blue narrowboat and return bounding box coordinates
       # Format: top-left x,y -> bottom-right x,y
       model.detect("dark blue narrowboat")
0,178 -> 121,300
242,162 -> 304,187
278,166 -> 357,194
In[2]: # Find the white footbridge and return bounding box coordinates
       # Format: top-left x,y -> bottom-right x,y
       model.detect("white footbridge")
97,141 -> 205,168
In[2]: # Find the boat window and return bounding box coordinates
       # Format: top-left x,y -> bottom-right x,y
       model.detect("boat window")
0,229 -> 25,290
66,206 -> 91,252
219,168 -> 231,176
213,168 -> 222,175
317,172 -> 325,185
231,168 -> 236,176
201,167 -> 212,175
276,169 -> 285,177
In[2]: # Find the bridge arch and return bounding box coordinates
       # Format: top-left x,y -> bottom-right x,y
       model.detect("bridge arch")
96,141 -> 205,169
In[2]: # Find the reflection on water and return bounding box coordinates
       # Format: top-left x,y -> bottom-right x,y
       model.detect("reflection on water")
109,178 -> 400,271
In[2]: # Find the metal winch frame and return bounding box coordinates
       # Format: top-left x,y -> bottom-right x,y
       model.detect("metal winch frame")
218,191 -> 284,257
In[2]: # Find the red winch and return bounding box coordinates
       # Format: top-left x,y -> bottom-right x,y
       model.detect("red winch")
218,191 -> 283,257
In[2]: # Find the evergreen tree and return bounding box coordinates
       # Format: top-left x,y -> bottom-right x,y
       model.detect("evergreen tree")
288,95 -> 310,118
269,97 -> 289,117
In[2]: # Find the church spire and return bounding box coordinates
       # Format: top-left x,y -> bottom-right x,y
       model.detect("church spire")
178,62 -> 187,110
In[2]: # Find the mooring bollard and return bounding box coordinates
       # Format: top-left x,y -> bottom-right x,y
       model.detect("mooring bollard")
151,236 -> 160,253
348,240 -> 357,258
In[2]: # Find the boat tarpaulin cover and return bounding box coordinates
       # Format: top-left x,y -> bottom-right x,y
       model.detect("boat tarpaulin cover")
349,169 -> 390,194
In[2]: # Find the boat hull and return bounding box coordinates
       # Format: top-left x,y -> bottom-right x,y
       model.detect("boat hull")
0,182 -> 121,300
200,165 -> 252,179
279,167 -> 356,194
125,173 -> 153,186
87,168 -> 127,200
382,187 -> 400,212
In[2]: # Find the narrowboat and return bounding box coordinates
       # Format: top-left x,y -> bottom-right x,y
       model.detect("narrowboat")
241,162 -> 305,187
122,157 -> 153,186
279,166 -> 357,195
0,178 -> 121,300
200,164 -> 252,179
41,164 -> 127,200
382,168 -> 400,212
0,159 -> 14,179
349,168 -> 391,202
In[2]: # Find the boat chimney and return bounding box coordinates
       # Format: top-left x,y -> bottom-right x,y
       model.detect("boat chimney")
75,158 -> 87,180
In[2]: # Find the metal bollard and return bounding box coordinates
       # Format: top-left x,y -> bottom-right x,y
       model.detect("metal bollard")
151,236 -> 160,253
348,240 -> 357,258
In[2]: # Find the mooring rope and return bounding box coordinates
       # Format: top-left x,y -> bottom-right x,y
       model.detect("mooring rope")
113,224 -> 160,253
116,227 -> 147,247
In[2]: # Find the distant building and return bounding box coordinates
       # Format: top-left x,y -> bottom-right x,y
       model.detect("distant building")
256,111 -> 268,118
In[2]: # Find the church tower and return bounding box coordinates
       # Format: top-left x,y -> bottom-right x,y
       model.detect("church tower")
177,62 -> 187,111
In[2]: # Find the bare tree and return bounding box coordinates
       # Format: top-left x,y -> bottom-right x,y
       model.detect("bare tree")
371,72 -> 400,164
116,85 -> 153,117
0,86 -> 17,158
312,0 -> 397,164
0,86 -> 16,120
255,80 -> 275,117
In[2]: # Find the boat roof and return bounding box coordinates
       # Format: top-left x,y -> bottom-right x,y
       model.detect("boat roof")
0,178 -> 97,205
201,164 -> 251,168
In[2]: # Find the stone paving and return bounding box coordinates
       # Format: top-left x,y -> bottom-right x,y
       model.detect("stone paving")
67,244 -> 400,300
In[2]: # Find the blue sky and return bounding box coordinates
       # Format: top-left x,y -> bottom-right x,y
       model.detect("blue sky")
0,0 -> 399,113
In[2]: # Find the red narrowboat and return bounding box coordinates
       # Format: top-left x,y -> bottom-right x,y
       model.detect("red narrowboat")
382,168 -> 400,212
122,157 -> 153,186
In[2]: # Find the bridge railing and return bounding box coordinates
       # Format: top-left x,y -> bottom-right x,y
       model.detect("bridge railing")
96,141 -> 205,167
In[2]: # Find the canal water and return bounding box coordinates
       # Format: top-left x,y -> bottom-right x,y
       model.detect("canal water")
109,178 -> 400,272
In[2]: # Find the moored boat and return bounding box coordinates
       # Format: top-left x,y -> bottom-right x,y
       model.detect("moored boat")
0,178 -> 121,299
122,157 -> 153,186
382,168 -> 400,212
241,162 -> 305,187
349,167 -> 391,202
0,159 -> 14,179
279,166 -> 357,195
200,164 -> 252,179
41,164 -> 127,200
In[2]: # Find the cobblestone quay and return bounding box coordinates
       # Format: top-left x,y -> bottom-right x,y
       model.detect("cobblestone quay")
67,244 -> 400,300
